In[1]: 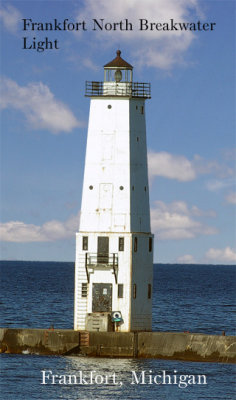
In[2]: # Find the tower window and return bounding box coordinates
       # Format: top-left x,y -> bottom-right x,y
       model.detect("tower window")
107,104 -> 112,109
89,185 -> 93,190
148,284 -> 152,299
119,186 -> 124,190
144,186 -> 147,192
118,284 -> 124,298
81,283 -> 88,298
141,106 -> 144,114
134,237 -> 138,252
133,284 -> 137,299
82,236 -> 88,251
119,237 -> 124,251
149,237 -> 152,252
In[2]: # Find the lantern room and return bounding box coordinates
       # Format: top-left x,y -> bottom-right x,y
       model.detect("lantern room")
85,50 -> 151,98
103,49 -> 133,83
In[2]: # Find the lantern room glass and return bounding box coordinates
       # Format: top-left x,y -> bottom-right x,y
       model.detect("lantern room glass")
104,68 -> 133,83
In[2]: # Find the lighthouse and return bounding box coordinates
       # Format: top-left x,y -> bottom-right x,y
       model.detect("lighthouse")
74,50 -> 153,332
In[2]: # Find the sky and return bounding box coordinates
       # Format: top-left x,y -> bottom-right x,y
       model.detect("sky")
0,0 -> 235,264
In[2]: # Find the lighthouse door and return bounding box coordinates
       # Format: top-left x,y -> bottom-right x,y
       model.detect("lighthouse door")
92,283 -> 112,312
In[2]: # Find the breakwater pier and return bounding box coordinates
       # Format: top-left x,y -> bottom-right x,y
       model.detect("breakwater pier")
1,328 -> 235,363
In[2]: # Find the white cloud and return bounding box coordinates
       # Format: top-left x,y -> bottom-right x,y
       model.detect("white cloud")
225,192 -> 236,205
0,4 -> 22,33
148,152 -> 196,181
205,247 -> 236,263
222,148 -> 236,161
2,200 -> 217,243
206,178 -> 236,192
148,151 -> 233,183
177,254 -> 195,263
0,213 -> 80,243
151,200 -> 217,240
0,77 -> 81,133
76,0 -> 201,70
191,205 -> 216,218
67,53 -> 100,72
193,155 -> 233,179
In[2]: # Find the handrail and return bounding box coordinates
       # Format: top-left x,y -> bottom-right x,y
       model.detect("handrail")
86,253 -> 118,267
85,81 -> 151,98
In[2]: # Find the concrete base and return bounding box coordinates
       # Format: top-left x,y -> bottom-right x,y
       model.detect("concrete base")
0,328 -> 235,363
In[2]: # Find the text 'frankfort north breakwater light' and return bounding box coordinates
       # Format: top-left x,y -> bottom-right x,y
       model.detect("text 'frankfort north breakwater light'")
74,50 -> 153,332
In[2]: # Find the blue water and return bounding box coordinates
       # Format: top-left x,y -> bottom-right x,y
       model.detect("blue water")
0,261 -> 235,399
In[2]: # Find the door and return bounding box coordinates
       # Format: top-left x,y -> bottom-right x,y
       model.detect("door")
97,236 -> 109,264
92,283 -> 112,312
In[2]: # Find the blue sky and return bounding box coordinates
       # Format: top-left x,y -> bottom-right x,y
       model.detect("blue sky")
0,0 -> 235,264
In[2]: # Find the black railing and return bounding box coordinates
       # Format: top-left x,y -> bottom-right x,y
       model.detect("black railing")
85,253 -> 118,283
85,253 -> 118,267
85,81 -> 151,98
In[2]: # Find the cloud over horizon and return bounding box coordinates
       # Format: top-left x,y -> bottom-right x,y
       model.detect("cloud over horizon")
1,200 -> 217,243
151,200 -> 217,240
205,247 -> 236,263
0,213 -> 80,243
177,254 -> 196,264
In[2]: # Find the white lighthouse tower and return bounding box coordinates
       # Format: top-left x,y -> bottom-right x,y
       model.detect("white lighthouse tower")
74,50 -> 153,332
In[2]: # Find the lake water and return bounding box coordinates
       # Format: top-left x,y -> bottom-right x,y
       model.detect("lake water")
0,261 -> 235,399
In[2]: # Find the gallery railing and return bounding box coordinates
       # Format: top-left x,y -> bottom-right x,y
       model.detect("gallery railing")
85,81 -> 151,98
